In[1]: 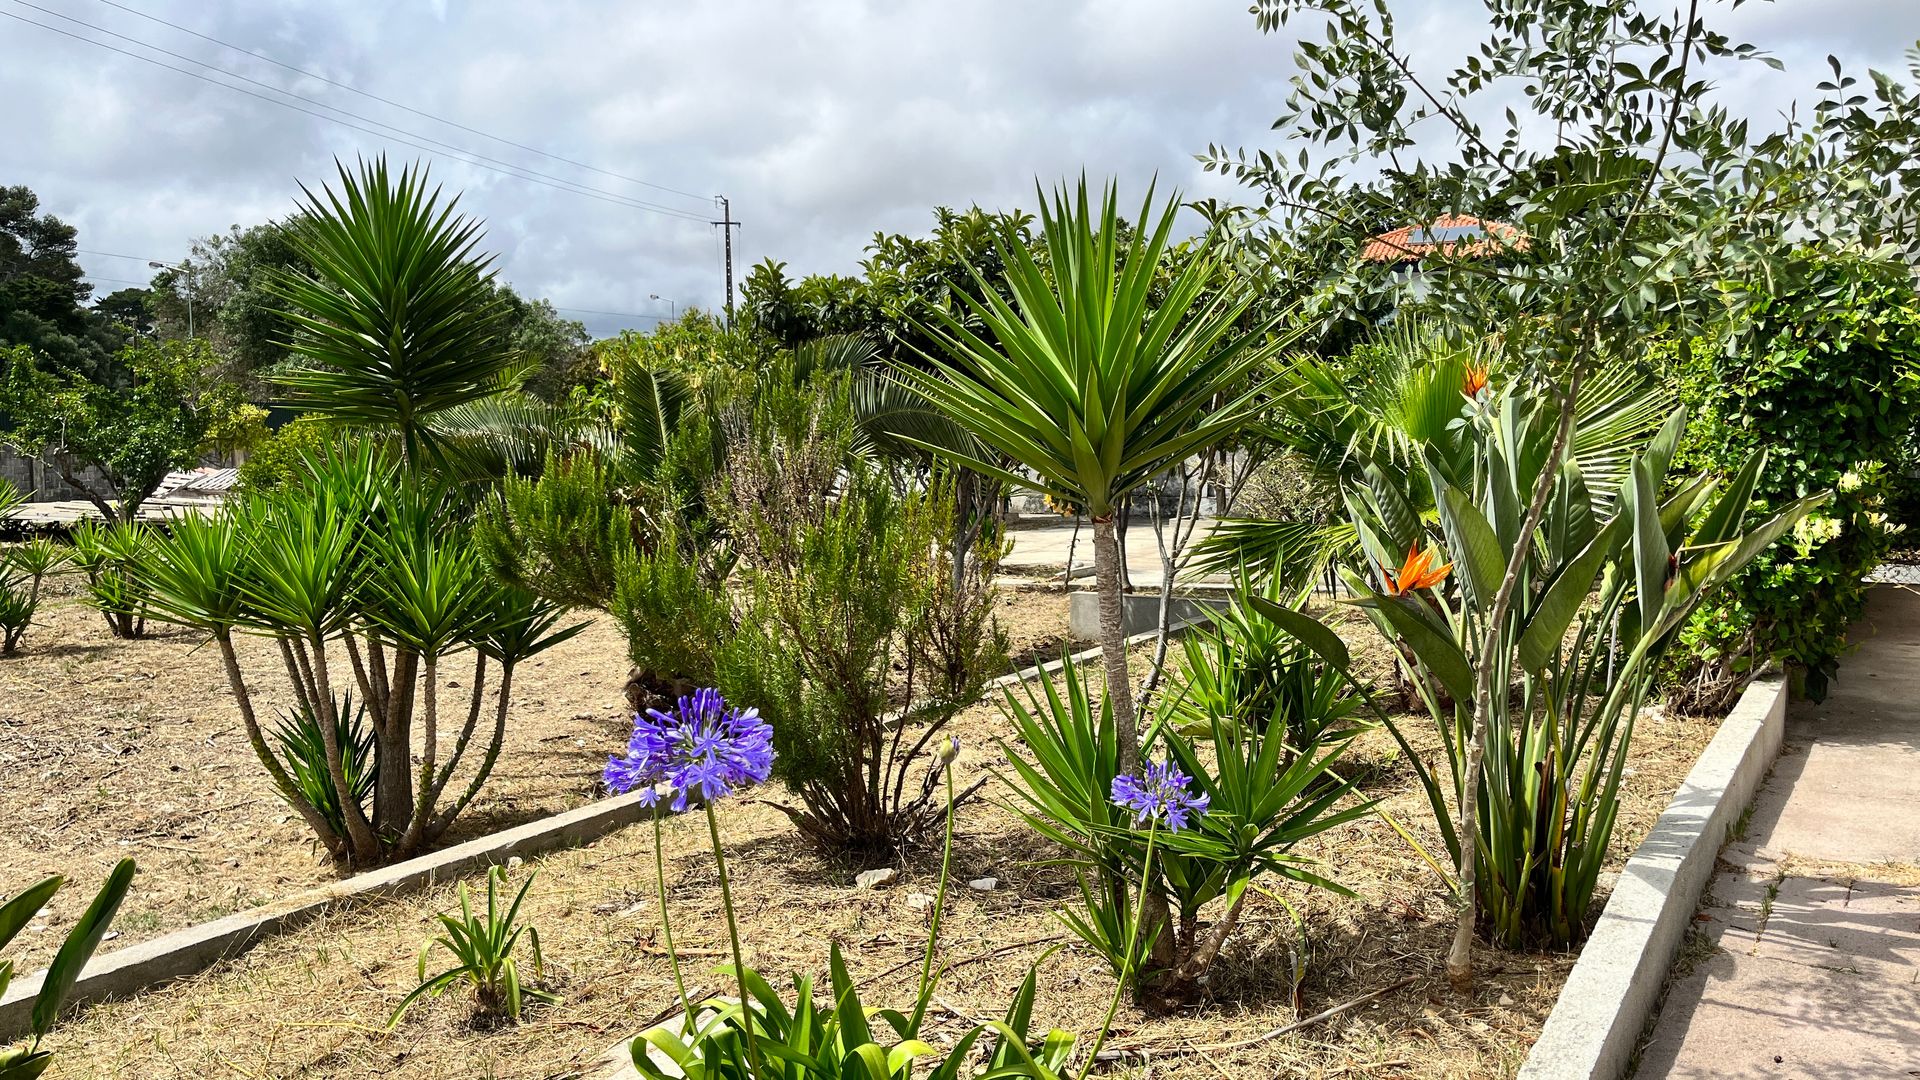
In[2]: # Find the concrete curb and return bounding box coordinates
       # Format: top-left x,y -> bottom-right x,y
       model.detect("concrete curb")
0,612 -> 1208,1043
0,790 -> 666,1041
1516,671 -> 1789,1080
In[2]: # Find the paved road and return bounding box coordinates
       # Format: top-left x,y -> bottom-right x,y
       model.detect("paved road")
1637,584 -> 1920,1079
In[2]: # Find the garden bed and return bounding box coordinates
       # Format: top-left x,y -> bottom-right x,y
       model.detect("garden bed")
29,610 -> 1725,1080
0,587 -> 1073,974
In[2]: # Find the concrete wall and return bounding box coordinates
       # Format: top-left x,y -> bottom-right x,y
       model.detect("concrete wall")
0,445 -> 111,502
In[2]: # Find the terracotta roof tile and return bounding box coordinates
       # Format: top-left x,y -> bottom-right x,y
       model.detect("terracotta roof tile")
1359,214 -> 1528,263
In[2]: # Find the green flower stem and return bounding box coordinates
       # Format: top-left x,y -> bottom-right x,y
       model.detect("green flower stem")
1079,822 -> 1159,1080
652,813 -> 694,1028
704,800 -> 760,1075
908,757 -> 958,1032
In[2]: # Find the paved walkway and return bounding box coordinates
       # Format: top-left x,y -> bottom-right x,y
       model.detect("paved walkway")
1638,585 -> 1920,1078
1000,517 -> 1223,585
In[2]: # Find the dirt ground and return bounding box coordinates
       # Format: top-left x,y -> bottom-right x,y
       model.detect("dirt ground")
25,600 -> 1723,1080
0,585 -> 1071,974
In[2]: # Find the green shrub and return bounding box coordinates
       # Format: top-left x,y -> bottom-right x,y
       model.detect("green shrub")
1666,255 -> 1920,702
232,417 -> 335,496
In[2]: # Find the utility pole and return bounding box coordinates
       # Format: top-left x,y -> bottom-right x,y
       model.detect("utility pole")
712,195 -> 740,327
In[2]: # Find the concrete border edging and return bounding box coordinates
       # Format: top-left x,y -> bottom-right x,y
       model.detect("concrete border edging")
0,790 -> 666,1041
0,605 -> 1208,1043
1516,671 -> 1789,1080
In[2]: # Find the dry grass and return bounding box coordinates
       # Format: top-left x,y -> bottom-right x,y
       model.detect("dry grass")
30,598 -> 1724,1080
0,587 -> 1070,973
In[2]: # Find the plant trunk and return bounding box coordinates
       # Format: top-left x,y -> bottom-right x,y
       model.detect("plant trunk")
398,652 -> 439,857
1090,514 -> 1139,764
218,631 -> 342,856
1092,511 -> 1177,993
373,647 -> 419,842
309,632 -> 380,860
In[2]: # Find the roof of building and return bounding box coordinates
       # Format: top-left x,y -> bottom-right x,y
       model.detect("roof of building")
1359,214 -> 1528,264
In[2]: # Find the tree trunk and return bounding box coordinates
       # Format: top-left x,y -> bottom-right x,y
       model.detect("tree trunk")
372,647 -> 418,844
1090,514 -> 1139,766
1092,511 -> 1176,994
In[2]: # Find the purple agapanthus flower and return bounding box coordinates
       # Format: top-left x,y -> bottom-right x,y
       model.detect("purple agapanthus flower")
1110,760 -> 1210,832
603,687 -> 774,812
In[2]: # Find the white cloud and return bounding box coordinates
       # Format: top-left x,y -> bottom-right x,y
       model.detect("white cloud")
3,0 -> 1913,337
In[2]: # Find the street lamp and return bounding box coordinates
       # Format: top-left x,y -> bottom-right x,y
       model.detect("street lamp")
148,260 -> 193,338
648,293 -> 678,319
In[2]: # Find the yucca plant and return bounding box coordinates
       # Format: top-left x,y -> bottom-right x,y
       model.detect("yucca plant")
67,520 -> 149,639
0,538 -> 70,656
138,447 -> 584,867
1,858 -> 135,1078
998,651 -> 1367,1006
1157,569 -> 1360,755
1256,397 -> 1825,949
901,177 -> 1297,763
388,865 -> 556,1026
269,156 -> 518,464
271,692 -> 378,842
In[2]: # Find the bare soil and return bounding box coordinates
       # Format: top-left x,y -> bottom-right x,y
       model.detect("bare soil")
0,587 -> 1071,973
26,600 -> 1722,1080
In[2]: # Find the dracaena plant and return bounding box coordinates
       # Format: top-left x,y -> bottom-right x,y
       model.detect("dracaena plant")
1256,391 -> 1824,949
998,651 -> 1368,1008
136,445 -> 584,867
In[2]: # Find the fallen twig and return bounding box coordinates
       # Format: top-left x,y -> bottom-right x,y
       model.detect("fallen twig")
855,932 -> 1068,990
1095,975 -> 1419,1062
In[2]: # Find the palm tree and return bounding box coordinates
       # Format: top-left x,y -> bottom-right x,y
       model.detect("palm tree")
269,156 -> 518,462
901,177 -> 1293,764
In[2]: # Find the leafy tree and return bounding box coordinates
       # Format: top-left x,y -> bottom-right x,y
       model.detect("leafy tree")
0,338 -> 244,522
1209,0 -> 1920,987
738,259 -> 875,350
93,287 -> 155,337
500,291 -> 590,401
147,221 -> 315,394
0,184 -> 123,380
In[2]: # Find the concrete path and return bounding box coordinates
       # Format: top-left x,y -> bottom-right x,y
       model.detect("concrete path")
1637,584 -> 1920,1079
1000,518 -> 1223,584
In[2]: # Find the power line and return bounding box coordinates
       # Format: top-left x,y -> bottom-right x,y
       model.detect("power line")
79,248 -> 670,324
0,3 -> 712,224
551,306 -> 668,321
76,248 -> 159,262
91,0 -> 711,207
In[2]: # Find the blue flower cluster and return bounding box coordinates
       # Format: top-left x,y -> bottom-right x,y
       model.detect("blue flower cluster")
1110,760 -> 1209,832
604,687 -> 775,812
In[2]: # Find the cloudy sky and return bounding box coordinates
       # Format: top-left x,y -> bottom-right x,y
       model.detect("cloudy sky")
5,0 -> 1916,339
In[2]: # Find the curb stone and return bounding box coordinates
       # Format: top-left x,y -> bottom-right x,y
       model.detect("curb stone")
0,790 -> 667,1041
1516,671 -> 1789,1080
